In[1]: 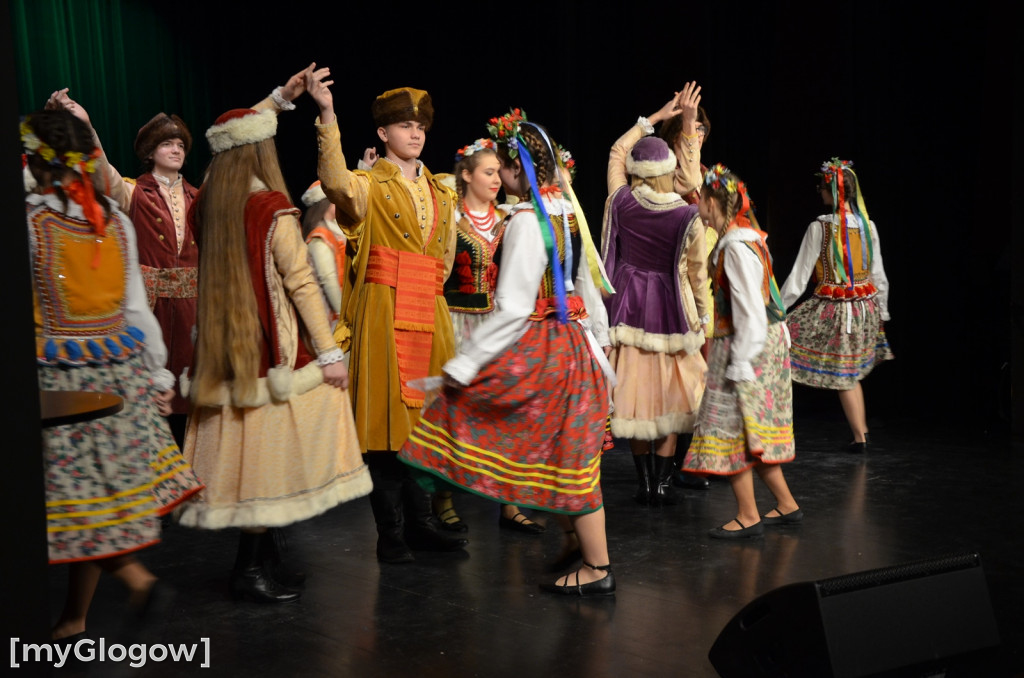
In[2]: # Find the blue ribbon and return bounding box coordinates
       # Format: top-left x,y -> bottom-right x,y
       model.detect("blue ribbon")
517,140 -> 569,323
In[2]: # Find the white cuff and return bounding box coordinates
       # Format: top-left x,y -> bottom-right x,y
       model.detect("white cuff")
317,348 -> 345,366
699,314 -> 711,327
443,356 -> 475,387
270,86 -> 297,112
725,361 -> 756,383
151,367 -> 175,392
637,116 -> 655,136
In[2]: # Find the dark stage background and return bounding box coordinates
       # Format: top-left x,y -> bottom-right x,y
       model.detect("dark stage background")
11,0 -> 1017,430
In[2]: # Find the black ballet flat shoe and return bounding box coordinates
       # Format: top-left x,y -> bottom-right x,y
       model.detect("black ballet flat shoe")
540,562 -> 616,597
673,471 -> 710,490
437,505 -> 469,533
709,518 -> 764,539
846,434 -> 869,453
760,507 -> 804,525
499,511 -> 546,535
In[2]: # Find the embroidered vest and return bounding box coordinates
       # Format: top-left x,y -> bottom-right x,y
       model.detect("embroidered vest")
30,203 -> 146,366
812,216 -> 878,300
712,235 -> 786,338
444,210 -> 507,314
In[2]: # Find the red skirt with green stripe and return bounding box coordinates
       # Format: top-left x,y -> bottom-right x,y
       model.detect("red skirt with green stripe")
399,317 -> 608,515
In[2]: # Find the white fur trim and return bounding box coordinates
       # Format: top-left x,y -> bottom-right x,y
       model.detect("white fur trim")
191,361 -> 325,408
611,411 -> 697,439
174,465 -> 373,530
610,324 -> 705,355
626,153 -> 677,178
206,109 -> 277,154
632,183 -> 684,205
302,183 -> 327,207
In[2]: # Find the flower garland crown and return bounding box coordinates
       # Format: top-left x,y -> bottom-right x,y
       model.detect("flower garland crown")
556,143 -> 576,181
704,162 -> 739,194
454,138 -> 496,162
20,116 -> 100,174
486,108 -> 526,159
818,157 -> 853,186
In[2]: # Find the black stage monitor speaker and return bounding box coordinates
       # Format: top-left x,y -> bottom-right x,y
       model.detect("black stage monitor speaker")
709,552 -> 1000,677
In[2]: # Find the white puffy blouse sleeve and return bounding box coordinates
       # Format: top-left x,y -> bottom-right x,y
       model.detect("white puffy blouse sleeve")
118,208 -> 174,391
444,209 -> 548,385
869,222 -> 890,321
723,241 -> 767,383
779,221 -> 822,311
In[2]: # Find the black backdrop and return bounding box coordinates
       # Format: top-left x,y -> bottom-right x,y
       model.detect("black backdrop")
11,0 -> 1020,428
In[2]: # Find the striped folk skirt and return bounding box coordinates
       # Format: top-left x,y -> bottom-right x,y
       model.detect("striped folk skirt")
787,296 -> 893,390
40,354 -> 203,564
683,323 -> 795,475
400,318 -> 609,515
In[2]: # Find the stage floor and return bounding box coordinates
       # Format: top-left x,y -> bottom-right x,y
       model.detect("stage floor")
47,415 -> 1022,677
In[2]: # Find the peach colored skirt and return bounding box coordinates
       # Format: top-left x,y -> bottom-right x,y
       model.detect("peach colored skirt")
177,382 -> 371,529
609,345 -> 707,440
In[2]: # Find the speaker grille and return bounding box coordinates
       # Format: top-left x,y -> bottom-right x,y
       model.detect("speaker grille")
816,551 -> 981,597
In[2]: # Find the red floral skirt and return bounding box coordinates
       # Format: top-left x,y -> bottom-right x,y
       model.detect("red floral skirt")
399,318 -> 608,514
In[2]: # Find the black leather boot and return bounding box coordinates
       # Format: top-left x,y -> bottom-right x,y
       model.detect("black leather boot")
259,528 -> 306,587
369,483 -> 414,563
403,478 -> 469,551
651,455 -> 680,506
230,531 -> 300,603
633,454 -> 652,505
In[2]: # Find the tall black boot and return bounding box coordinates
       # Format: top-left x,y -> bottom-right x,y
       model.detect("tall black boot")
230,531 -> 300,603
259,528 -> 306,587
403,477 -> 469,551
633,454 -> 652,505
369,482 -> 414,564
651,455 -> 680,506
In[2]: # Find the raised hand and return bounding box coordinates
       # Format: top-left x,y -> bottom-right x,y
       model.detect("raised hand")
649,91 -> 683,126
362,147 -> 379,167
280,63 -> 316,102
676,81 -> 702,126
304,67 -> 335,124
46,88 -> 92,126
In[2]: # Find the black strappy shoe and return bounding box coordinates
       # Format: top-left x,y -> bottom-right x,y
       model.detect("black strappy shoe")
539,561 -> 616,597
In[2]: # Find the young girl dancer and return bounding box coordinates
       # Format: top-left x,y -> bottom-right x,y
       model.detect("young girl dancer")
177,89 -> 372,602
602,94 -> 709,507
400,111 -> 616,594
25,109 -> 203,639
682,165 -> 800,537
779,159 -> 892,452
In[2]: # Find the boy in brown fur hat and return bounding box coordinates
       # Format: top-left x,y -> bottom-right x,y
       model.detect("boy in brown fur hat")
305,71 -> 467,563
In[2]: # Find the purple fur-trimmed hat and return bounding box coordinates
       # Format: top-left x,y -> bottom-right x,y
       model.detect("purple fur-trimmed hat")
626,137 -> 676,178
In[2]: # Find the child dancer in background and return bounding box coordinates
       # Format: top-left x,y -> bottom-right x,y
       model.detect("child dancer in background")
683,165 -> 800,537
602,92 -> 709,507
400,111 -> 616,595
177,87 -> 371,602
25,109 -> 202,638
779,159 -> 892,452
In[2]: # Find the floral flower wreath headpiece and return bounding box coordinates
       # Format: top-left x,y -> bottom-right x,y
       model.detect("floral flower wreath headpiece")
703,162 -> 763,231
817,157 -> 874,285
21,116 -> 101,174
454,138 -> 496,162
556,144 -> 576,181
21,115 -> 109,253
486,108 -> 526,158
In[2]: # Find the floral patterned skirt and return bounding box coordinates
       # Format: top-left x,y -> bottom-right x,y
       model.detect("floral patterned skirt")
683,323 -> 794,475
399,318 -> 609,515
39,355 -> 203,564
787,296 -> 893,390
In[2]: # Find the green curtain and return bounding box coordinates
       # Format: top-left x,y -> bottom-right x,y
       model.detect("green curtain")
10,0 -> 211,183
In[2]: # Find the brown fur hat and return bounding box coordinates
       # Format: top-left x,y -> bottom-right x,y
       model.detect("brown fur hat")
371,88 -> 433,129
134,113 -> 192,163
